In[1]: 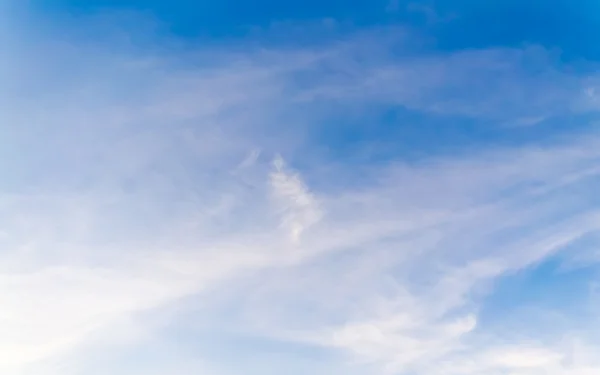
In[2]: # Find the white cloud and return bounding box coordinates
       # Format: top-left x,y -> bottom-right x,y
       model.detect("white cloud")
2,11 -> 600,375
270,155 -> 323,242
201,138 -> 600,374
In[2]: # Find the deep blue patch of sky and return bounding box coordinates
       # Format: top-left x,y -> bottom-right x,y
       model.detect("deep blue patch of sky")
29,0 -> 600,61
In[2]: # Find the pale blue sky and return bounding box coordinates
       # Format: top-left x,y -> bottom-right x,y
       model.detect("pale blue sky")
2,1 -> 600,374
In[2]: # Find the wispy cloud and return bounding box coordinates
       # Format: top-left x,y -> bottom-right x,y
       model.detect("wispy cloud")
2,10 -> 600,375
270,155 -> 323,243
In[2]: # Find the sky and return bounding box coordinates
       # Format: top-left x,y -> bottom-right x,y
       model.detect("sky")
2,1 -> 600,374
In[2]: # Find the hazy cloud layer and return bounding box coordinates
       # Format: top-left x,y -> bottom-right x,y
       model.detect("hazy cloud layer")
2,10 -> 600,375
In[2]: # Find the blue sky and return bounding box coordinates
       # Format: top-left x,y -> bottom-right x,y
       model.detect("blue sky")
3,1 -> 600,375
